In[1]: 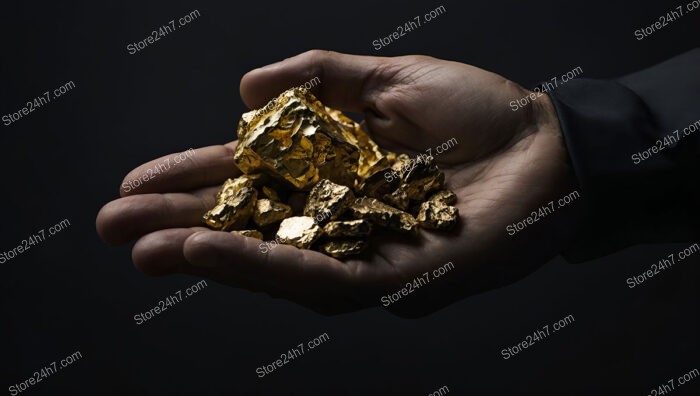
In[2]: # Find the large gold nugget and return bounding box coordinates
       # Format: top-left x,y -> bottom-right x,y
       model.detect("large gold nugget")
303,179 -> 354,224
253,198 -> 293,228
417,201 -> 459,230
203,187 -> 258,231
348,197 -> 417,233
216,174 -> 265,204
233,88 -> 360,190
318,239 -> 366,258
275,216 -> 323,249
390,153 -> 411,173
325,107 -> 387,180
231,229 -> 264,240
429,190 -> 457,206
322,219 -> 372,238
398,156 -> 445,201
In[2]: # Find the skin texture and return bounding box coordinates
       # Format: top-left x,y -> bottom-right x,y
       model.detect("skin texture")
96,50 -> 584,317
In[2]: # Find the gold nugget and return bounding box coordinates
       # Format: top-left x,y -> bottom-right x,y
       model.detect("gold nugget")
253,198 -> 293,228
325,108 -> 388,180
384,187 -> 410,211
318,239 -> 366,258
358,168 -> 400,199
397,156 -> 445,201
233,88 -> 361,190
216,174 -> 265,203
303,179 -> 354,224
348,197 -> 417,233
390,153 -> 411,173
276,216 -> 323,249
231,229 -> 264,239
323,219 -> 372,238
203,187 -> 257,231
417,201 -> 459,230
429,190 -> 457,206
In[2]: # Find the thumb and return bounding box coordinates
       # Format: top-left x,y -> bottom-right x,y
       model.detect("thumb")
240,50 -> 388,113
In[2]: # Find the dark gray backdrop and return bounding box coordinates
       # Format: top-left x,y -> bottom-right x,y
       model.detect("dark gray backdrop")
1,1 -> 698,394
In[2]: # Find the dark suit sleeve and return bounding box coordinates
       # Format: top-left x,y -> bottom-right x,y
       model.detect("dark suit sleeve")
547,48 -> 700,263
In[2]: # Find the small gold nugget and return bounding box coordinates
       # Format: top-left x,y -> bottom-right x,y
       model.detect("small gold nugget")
216,174 -> 265,203
397,156 -> 445,201
417,201 -> 459,230
203,186 -> 258,231
384,188 -> 410,211
318,239 -> 366,258
358,168 -> 400,200
230,229 -> 264,239
303,179 -> 354,224
253,198 -> 293,228
348,197 -> 417,233
323,219 -> 372,238
276,216 -> 323,249
429,190 -> 457,206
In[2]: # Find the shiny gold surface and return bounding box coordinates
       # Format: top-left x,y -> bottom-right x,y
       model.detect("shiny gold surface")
322,219 -> 372,238
253,198 -> 293,228
216,175 -> 254,204
233,88 -> 360,190
390,153 -> 411,173
399,156 -> 445,201
325,107 -> 386,181
231,229 -> 264,239
384,187 -> 410,211
318,239 -> 366,258
417,201 -> 459,230
275,216 -> 323,249
429,190 -> 457,206
348,197 -> 417,233
203,187 -> 258,231
303,179 -> 354,224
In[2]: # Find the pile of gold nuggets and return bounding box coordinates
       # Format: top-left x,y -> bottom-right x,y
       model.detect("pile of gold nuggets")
202,88 -> 459,258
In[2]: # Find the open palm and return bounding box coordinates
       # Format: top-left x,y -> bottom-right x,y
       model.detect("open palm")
96,51 -> 582,317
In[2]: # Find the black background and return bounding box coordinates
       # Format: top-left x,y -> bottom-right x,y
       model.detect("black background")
1,1 -> 699,394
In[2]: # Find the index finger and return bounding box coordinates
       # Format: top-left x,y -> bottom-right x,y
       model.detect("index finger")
120,142 -> 240,197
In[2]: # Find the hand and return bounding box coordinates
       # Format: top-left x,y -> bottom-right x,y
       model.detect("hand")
96,50 -> 582,317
